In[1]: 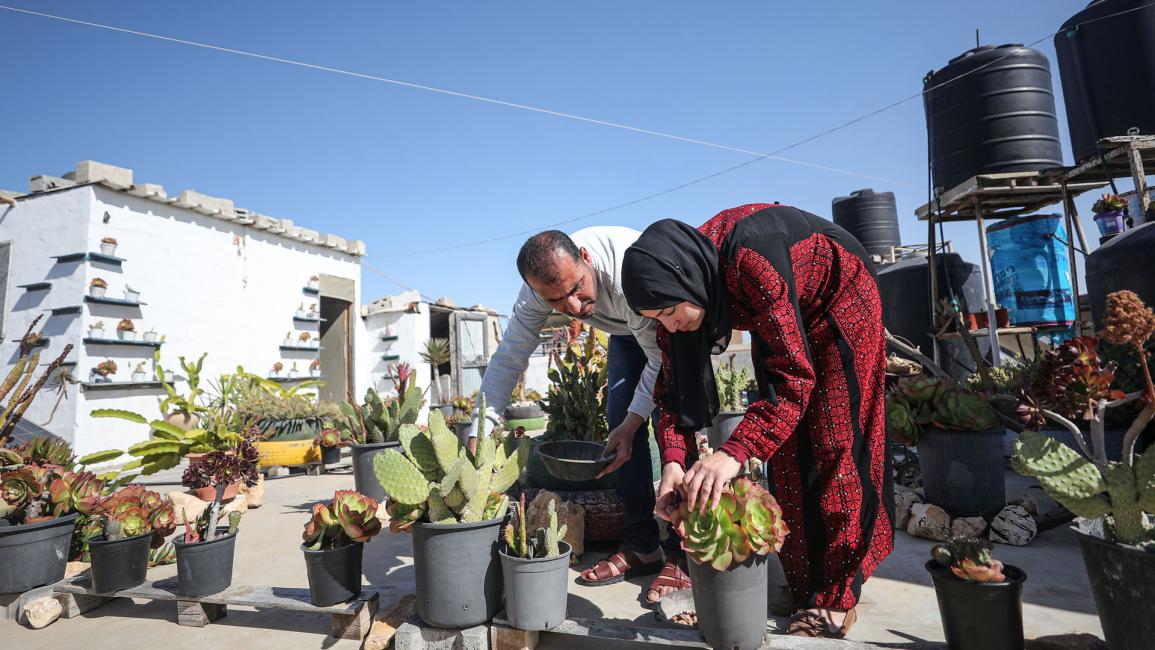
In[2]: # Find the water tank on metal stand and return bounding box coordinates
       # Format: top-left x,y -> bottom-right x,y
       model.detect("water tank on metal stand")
1055,0 -> 1155,163
924,44 -> 1064,192
986,214 -> 1076,328
1086,221 -> 1155,330
831,189 -> 901,258
877,253 -> 986,357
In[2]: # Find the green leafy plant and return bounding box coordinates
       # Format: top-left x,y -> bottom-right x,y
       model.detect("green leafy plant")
541,323 -> 608,442
335,365 -> 421,445
375,395 -> 528,530
421,338 -> 451,405
716,354 -> 751,412
91,408 -> 245,475
673,477 -> 788,571
302,490 -> 382,551
155,352 -> 208,417
503,492 -> 567,559
930,536 -> 1006,583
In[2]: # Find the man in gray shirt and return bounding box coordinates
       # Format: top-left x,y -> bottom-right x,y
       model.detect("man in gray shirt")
469,227 -> 689,603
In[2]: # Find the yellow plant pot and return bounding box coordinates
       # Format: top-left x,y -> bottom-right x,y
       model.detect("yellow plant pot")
256,440 -> 320,467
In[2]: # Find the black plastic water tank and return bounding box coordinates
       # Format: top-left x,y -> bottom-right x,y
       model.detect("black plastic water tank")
877,253 -> 986,356
1055,0 -> 1155,163
831,189 -> 901,258
1085,221 -> 1155,330
924,44 -> 1064,192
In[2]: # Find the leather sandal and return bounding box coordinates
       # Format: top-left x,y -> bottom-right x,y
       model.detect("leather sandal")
645,559 -> 692,604
576,548 -> 662,587
787,608 -> 857,638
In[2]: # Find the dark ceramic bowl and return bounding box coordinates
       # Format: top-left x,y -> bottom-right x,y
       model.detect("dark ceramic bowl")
536,440 -> 615,482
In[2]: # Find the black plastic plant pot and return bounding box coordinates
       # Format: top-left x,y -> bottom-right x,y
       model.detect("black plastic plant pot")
499,542 -> 572,631
705,412 -> 745,451
0,513 -> 78,593
686,554 -> 768,650
413,515 -> 505,628
302,541 -> 364,607
351,441 -> 399,503
89,532 -> 152,594
926,560 -> 1026,650
321,445 -> 341,465
1077,529 -> 1155,650
916,427 -> 1006,519
174,528 -> 238,597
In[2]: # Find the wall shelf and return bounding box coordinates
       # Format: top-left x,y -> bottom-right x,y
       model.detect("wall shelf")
82,381 -> 170,391
11,337 -> 49,348
49,306 -> 82,316
18,282 -> 51,291
380,335 -> 399,342
267,375 -> 324,382
303,287 -> 320,296
381,354 -> 401,362
52,252 -> 125,267
85,295 -> 146,307
83,337 -> 162,348
293,316 -> 323,323
280,345 -> 321,352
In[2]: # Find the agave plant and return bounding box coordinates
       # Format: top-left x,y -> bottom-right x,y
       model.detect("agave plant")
930,536 -> 1006,583
674,478 -> 788,571
302,490 -> 382,551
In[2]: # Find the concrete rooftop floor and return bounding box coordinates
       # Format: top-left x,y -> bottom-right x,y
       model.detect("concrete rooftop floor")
7,465 -> 1103,650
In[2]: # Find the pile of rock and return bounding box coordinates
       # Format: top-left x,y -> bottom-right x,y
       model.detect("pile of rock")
895,485 -> 1039,546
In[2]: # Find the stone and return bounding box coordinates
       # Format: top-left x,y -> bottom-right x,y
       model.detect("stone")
128,182 -> 166,199
28,175 -> 76,193
74,160 -> 133,188
177,189 -> 235,219
265,465 -> 291,478
21,597 -> 62,629
990,505 -> 1037,546
240,474 -> 264,508
893,486 -> 923,530
951,516 -> 988,538
168,491 -> 209,525
364,595 -> 416,650
525,490 -> 584,564
394,617 -> 489,650
1025,633 -> 1108,650
491,625 -> 539,650
1011,493 -> 1040,517
906,503 -> 951,541
222,493 -> 248,515
64,561 -> 91,579
349,240 -> 367,256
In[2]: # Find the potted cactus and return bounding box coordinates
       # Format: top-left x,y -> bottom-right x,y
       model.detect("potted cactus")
1012,290 -> 1155,650
500,494 -> 571,631
131,362 -> 148,383
174,439 -> 260,596
296,303 -> 308,319
117,318 -> 136,342
308,275 -> 320,290
124,284 -> 141,303
672,477 -> 788,650
315,427 -> 343,465
375,396 -> 529,628
92,359 -> 117,383
705,354 -> 750,450
100,236 -> 118,256
288,361 -> 300,379
926,537 -> 1025,650
90,277 -> 108,298
310,359 -> 321,378
1092,193 -> 1128,237
88,320 -> 106,340
301,490 -> 381,606
887,376 -> 1004,518
335,362 -> 422,502
88,485 -> 176,594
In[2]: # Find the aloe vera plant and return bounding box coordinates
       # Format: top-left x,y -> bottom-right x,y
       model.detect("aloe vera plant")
673,478 -> 788,571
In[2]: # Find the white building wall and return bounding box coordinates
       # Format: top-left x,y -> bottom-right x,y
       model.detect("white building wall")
361,302 -> 431,420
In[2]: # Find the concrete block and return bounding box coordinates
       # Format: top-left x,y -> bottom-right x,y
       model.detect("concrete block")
348,240 -> 367,256
266,466 -> 291,478
364,594 -> 416,650
251,214 -> 275,230
28,175 -> 76,193
491,624 -> 538,650
394,616 -> 489,650
75,160 -> 133,188
177,190 -> 235,219
128,183 -> 167,199
272,218 -> 293,234
296,227 -> 320,242
233,207 -> 255,224
324,234 -> 347,249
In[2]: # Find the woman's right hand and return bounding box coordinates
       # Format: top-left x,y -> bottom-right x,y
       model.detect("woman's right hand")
655,462 -> 685,522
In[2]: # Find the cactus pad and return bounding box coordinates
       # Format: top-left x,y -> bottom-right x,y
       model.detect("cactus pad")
372,449 -> 430,505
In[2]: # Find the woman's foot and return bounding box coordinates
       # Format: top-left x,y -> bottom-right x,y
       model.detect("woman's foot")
787,607 -> 857,638
576,548 -> 663,587
645,559 -> 691,604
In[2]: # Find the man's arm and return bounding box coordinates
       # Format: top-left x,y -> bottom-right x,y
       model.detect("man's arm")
626,312 -> 662,419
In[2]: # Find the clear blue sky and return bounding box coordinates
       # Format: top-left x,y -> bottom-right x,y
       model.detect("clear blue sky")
0,1 -> 1121,311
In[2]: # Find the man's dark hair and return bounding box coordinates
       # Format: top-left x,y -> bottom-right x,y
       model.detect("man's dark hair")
516,230 -> 581,284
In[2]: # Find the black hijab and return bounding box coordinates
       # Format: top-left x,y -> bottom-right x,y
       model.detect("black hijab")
622,219 -> 732,432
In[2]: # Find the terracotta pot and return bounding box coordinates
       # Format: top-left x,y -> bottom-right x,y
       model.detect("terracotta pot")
995,308 -> 1011,328
189,481 -> 240,502
165,411 -> 201,431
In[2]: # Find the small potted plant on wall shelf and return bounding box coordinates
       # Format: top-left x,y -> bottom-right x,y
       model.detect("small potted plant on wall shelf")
310,359 -> 321,378
298,331 -> 312,348
296,303 -> 308,319
88,321 -> 106,339
143,328 -> 158,343
288,361 -> 299,379
90,277 -> 108,298
117,319 -> 136,342
124,284 -> 141,303
92,359 -> 117,383
284,331 -> 294,347
307,275 -> 320,291
1092,193 -> 1129,237
308,303 -> 318,319
131,362 -> 148,383
301,490 -> 381,606
272,361 -> 284,378
100,237 -> 117,256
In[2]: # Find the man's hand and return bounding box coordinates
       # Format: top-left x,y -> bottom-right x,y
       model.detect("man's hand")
683,451 -> 742,513
595,412 -> 645,478
655,462 -> 685,522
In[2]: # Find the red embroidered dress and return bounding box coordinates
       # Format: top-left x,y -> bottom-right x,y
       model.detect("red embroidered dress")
654,204 -> 894,610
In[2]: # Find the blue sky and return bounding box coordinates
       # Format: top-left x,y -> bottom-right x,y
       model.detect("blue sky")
0,1 -> 1121,312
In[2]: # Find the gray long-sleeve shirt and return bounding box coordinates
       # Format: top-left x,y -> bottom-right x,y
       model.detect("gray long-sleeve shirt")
468,226 -> 662,437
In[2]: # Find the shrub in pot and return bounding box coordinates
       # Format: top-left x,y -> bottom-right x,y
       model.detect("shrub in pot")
88,485 -> 176,593
376,396 -> 529,628
301,490 -> 382,606
1012,291 -> 1155,650
500,494 -> 571,630
173,439 -> 260,596
926,536 -> 1025,650
92,359 -> 117,384
334,363 -> 422,502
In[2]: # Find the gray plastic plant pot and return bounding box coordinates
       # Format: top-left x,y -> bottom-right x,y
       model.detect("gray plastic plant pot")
350,441 -> 400,503
705,412 -> 745,451
413,514 -> 506,628
499,542 -> 572,630
686,554 -> 768,650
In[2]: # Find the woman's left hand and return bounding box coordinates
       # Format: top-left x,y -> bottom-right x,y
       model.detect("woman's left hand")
683,450 -> 743,513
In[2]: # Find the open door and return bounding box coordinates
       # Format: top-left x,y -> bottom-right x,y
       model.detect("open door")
450,311 -> 489,397
318,275 -> 355,403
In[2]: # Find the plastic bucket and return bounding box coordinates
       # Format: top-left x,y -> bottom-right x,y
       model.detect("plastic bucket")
174,528 -> 237,596
1077,529 -> 1155,650
413,515 -> 505,628
303,542 -> 364,606
0,513 -> 78,593
499,542 -> 571,630
351,442 -> 399,502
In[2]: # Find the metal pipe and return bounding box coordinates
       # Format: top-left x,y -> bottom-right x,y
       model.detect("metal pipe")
972,197 -> 1001,366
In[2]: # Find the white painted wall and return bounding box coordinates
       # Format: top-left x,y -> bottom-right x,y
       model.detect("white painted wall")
1,185 -> 368,457
361,302 -> 431,419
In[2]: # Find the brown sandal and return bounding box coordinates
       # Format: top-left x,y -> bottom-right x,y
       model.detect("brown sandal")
576,549 -> 663,587
787,608 -> 857,638
645,560 -> 692,604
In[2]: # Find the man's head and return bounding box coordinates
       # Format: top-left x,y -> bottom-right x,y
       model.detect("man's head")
517,230 -> 598,319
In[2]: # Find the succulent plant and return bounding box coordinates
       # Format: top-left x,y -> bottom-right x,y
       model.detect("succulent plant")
48,470 -> 102,517
886,376 -> 996,443
117,319 -> 135,332
886,399 -> 919,446
0,467 -> 40,509
302,490 -> 382,551
1092,193 -> 1128,214
542,323 -> 609,442
90,278 -> 108,289
336,366 -> 422,445
148,542 -> 176,567
674,478 -> 788,571
95,484 -> 176,545
930,389 -> 998,431
180,439 -> 260,542
13,436 -> 76,469
316,428 -> 341,448
503,493 -> 568,559
374,395 -> 528,526
931,536 -> 1006,583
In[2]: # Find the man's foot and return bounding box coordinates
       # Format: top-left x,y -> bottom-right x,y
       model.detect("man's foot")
787,607 -> 857,638
576,548 -> 663,587
645,559 -> 691,604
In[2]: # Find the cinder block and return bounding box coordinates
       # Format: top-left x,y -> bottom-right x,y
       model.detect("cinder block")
296,227 -> 320,242
128,183 -> 167,199
75,161 -> 133,188
324,234 -> 347,249
28,175 -> 77,193
177,190 -> 236,219
348,240 -> 367,256
394,616 -> 489,650
272,218 -> 293,234
251,214 -> 275,230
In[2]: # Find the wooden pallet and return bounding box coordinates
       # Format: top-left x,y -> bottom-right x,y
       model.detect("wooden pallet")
54,576 -> 379,640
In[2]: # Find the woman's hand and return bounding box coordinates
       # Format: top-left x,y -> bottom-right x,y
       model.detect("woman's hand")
654,462 -> 685,522
683,451 -> 742,513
